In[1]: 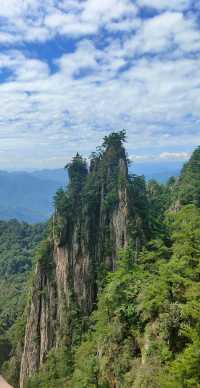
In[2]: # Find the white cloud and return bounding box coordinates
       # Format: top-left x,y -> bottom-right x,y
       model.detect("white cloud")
56,40 -> 100,75
159,151 -> 190,160
137,0 -> 191,11
123,11 -> 200,55
0,32 -> 17,44
0,1 -> 199,168
44,0 -> 138,37
130,151 -> 190,162
81,0 -> 137,24
0,43 -> 199,168
0,0 -> 139,43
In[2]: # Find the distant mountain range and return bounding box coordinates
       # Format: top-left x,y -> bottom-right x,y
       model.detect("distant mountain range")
0,169 -> 67,223
130,160 -> 184,182
0,161 -> 184,223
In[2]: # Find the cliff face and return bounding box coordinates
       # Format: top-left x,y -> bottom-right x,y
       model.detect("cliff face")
20,137 -> 141,387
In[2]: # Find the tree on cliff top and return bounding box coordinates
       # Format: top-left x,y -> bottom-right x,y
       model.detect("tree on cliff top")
102,130 -> 126,150
65,153 -> 88,194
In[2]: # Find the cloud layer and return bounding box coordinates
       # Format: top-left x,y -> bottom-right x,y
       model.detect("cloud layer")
0,0 -> 199,168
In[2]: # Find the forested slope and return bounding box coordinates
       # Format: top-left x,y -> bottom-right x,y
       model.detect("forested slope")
0,221 -> 46,376
26,206 -> 200,387
2,133 -> 200,388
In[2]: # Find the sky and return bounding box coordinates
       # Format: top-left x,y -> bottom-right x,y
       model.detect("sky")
0,0 -> 199,169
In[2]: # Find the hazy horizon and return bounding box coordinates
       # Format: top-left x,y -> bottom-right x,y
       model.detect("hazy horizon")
0,157 -> 186,173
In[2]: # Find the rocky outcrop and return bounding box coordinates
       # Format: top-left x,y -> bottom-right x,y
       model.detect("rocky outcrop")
20,259 -> 57,387
20,137 -> 141,387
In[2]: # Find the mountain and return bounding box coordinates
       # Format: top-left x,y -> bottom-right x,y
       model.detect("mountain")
31,169 -> 67,185
0,170 -> 67,223
2,135 -> 200,388
0,162 -> 182,224
130,160 -> 183,182
19,131 -> 148,387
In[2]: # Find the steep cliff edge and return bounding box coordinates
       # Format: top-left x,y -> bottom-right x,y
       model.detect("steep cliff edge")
20,132 -> 147,387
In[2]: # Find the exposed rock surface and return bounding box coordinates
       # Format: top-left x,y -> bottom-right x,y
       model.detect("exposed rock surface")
20,139 -> 144,387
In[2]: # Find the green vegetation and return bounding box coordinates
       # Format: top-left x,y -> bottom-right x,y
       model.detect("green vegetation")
0,220 -> 45,370
178,146 -> 200,206
26,348 -> 73,388
27,204 -> 200,387
54,131 -> 133,247
25,138 -> 200,387
2,133 -> 200,388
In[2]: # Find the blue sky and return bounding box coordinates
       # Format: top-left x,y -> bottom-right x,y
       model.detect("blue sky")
0,0 -> 199,169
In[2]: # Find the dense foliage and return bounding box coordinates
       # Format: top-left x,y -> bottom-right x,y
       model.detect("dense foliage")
24,140 -> 200,388
178,146 -> 200,206
2,134 -> 200,388
27,204 -> 200,388
0,220 -> 45,370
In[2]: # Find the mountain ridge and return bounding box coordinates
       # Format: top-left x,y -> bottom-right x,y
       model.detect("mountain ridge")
1,133 -> 200,388
0,162 -> 182,223
0,169 -> 67,223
